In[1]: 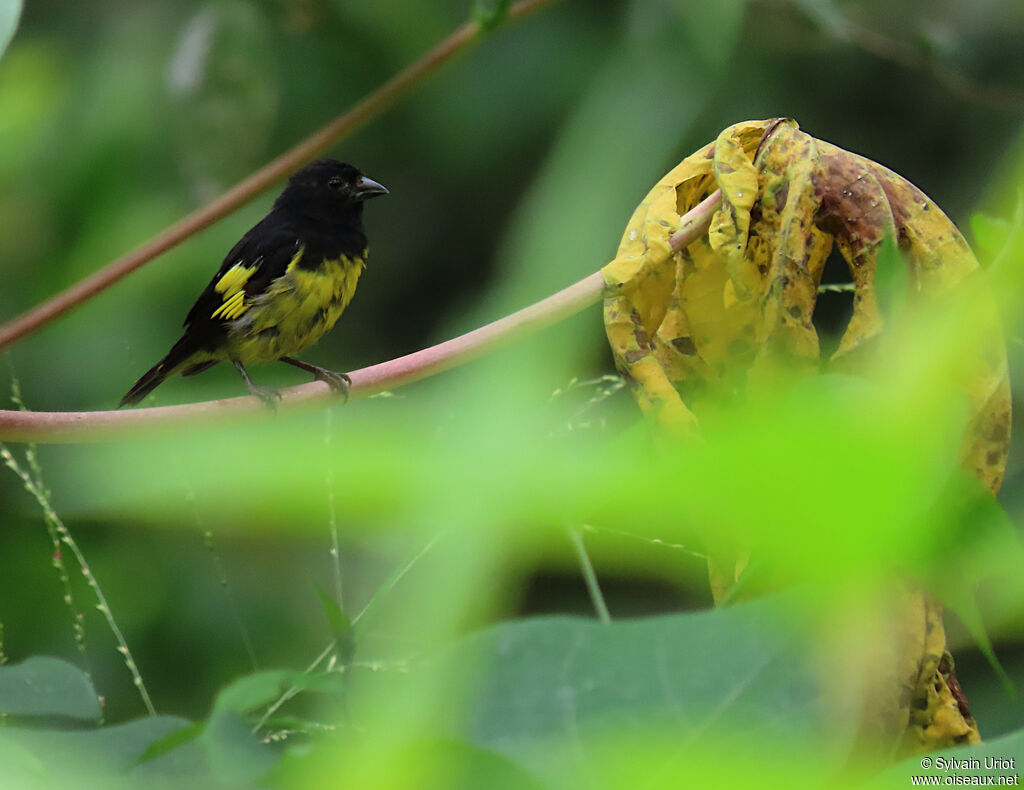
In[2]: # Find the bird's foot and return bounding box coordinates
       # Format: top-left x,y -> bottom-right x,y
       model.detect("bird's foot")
233,359 -> 282,412
310,366 -> 351,403
279,356 -> 351,403
247,383 -> 283,412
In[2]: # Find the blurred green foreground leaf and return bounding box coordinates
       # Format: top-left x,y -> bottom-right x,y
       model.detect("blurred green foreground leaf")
0,597 -> 857,789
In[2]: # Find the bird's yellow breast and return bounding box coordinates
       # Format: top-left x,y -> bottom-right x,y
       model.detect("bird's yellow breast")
225,249 -> 365,363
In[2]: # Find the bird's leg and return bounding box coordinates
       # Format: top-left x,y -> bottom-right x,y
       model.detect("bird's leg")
232,359 -> 282,411
280,356 -> 351,403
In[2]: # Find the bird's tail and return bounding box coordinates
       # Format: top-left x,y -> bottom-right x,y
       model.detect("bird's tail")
119,335 -> 205,407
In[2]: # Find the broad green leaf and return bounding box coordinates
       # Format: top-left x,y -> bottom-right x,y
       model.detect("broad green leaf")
203,709 -> 278,787
0,0 -> 21,61
1,716 -> 195,778
203,669 -> 345,786
204,672 -> 293,786
396,597 -> 848,787
66,356 -> 974,591
0,656 -> 101,721
211,669 -> 343,717
949,594 -> 1014,696
911,472 -> 1023,694
137,720 -> 205,765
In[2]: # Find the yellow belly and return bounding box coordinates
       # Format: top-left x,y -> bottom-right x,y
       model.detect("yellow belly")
224,255 -> 364,363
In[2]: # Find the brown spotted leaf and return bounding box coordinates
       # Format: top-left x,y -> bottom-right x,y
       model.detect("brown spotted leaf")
602,117 -> 1010,492
600,118 -> 1008,752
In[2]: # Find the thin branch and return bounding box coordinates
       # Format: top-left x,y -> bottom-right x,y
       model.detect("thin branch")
252,531 -> 442,734
0,191 -> 722,445
0,443 -> 156,715
767,0 -> 1024,113
569,526 -> 611,624
0,0 -> 561,353
0,272 -> 603,444
844,24 -> 1024,114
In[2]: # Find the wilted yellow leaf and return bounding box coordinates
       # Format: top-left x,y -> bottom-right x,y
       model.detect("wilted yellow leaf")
602,118 -> 1008,753
603,117 -> 1009,488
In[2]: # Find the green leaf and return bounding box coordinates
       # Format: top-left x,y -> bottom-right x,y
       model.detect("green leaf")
0,0 -> 21,61
137,720 -> 205,764
315,583 -> 355,666
204,669 -> 345,786
0,656 -> 101,721
950,595 -> 1015,697
203,708 -> 278,788
406,597 -> 845,786
913,473 -> 1023,696
970,212 -> 1012,261
1,716 -> 196,777
205,672 -> 292,786
211,669 -> 342,717
875,232 -> 909,318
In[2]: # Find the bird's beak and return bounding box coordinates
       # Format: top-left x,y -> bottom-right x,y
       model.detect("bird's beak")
353,176 -> 389,201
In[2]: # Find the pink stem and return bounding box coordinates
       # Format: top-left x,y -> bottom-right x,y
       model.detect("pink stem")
0,190 -> 720,444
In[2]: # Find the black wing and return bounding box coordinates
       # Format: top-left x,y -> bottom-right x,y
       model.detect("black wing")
120,214 -> 304,406
182,215 -> 302,345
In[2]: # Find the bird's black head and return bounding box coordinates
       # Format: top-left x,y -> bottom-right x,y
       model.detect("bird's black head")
274,159 -> 388,225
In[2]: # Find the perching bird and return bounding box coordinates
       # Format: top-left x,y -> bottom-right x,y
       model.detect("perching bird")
119,159 -> 388,408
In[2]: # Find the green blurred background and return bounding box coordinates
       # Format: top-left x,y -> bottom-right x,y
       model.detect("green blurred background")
1,0 -> 1023,741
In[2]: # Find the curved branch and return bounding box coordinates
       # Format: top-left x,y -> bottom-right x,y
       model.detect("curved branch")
0,194 -> 720,445
0,0 -> 560,353
1,272 -> 604,444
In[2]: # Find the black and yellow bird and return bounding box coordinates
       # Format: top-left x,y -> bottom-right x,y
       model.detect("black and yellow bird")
120,159 -> 388,408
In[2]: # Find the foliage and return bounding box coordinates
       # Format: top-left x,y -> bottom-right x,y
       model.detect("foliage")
1,1 -> 1024,789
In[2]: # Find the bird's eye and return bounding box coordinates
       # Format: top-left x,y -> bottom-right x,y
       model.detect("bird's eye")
327,176 -> 344,191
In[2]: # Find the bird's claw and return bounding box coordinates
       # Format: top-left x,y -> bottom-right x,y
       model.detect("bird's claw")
314,369 -> 352,403
277,357 -> 352,403
248,384 -> 283,412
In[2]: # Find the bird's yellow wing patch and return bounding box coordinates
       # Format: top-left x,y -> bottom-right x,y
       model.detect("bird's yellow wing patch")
285,243 -> 306,274
211,262 -> 258,321
212,290 -> 248,321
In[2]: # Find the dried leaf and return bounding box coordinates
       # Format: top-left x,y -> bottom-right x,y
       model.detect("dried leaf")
601,118 -> 1009,751
602,117 -> 1010,487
